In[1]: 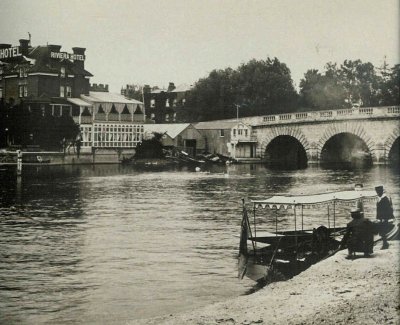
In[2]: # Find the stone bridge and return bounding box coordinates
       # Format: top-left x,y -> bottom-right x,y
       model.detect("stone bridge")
239,106 -> 400,164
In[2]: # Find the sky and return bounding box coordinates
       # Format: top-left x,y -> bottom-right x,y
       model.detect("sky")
1,0 -> 399,93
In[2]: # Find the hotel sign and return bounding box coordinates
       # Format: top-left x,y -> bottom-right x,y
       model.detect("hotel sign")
50,52 -> 85,61
0,46 -> 22,60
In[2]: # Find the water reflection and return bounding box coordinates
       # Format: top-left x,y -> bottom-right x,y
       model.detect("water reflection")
0,163 -> 399,324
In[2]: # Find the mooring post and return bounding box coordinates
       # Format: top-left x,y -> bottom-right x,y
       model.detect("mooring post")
16,150 -> 22,176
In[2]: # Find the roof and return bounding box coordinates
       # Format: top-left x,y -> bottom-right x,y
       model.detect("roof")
67,98 -> 93,107
252,190 -> 377,210
82,92 -> 143,104
144,123 -> 192,139
151,88 -> 167,94
194,120 -> 238,130
170,83 -> 192,93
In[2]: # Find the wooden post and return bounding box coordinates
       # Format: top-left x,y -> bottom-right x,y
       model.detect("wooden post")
16,150 -> 22,176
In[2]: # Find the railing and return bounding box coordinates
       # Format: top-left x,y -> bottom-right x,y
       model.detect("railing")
252,105 -> 400,126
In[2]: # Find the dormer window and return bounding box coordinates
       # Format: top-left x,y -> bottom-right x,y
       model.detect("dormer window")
60,67 -> 66,78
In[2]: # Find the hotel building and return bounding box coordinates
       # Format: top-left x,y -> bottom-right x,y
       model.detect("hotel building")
0,38 -> 145,151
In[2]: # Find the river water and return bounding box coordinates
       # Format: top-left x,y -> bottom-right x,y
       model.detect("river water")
0,163 -> 399,324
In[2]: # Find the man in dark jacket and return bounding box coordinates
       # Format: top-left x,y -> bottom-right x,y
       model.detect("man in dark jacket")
344,208 -> 374,259
375,185 -> 394,249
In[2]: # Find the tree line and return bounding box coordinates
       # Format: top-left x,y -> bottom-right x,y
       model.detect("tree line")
177,58 -> 399,121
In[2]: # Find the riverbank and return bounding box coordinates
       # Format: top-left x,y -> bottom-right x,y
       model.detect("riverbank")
134,240 -> 400,325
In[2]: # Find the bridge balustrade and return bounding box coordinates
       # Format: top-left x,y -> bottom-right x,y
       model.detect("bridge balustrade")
387,106 -> 400,114
320,111 -> 333,118
263,116 -> 276,122
337,109 -> 353,116
279,114 -> 292,121
255,105 -> 399,126
359,108 -> 373,115
295,112 -> 308,119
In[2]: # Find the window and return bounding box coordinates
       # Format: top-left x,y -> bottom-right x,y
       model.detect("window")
238,129 -> 243,135
150,113 -> 155,120
233,129 -> 236,136
60,86 -> 65,97
0,88 -> 2,99
19,85 -> 27,97
60,67 -> 66,78
182,98 -> 186,106
150,99 -> 155,107
165,100 -> 169,107
165,114 -> 169,121
19,67 -> 27,78
220,129 -> 224,137
173,112 -> 177,121
245,129 -> 248,137
66,86 -> 72,97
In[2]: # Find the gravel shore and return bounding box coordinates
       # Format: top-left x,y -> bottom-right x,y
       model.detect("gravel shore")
133,240 -> 400,325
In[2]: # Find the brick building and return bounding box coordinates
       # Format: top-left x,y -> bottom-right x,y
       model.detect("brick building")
0,38 -> 145,151
122,82 -> 192,123
0,39 -> 92,114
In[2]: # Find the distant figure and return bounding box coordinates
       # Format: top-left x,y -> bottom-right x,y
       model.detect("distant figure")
375,185 -> 394,250
61,137 -> 66,155
354,183 -> 364,215
344,208 -> 374,259
76,136 -> 82,159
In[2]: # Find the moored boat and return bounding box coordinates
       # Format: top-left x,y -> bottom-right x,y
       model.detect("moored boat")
238,189 -> 398,283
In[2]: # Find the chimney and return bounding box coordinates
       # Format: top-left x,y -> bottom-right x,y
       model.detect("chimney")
143,85 -> 151,94
168,82 -> 175,92
72,47 -> 86,69
19,39 -> 30,55
0,44 -> 12,50
48,44 -> 62,53
105,84 -> 109,92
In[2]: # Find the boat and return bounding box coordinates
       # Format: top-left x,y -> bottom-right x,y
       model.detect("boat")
165,150 -> 206,166
238,189 -> 398,283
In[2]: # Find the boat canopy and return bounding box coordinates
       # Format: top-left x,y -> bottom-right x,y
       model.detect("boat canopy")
251,190 -> 377,210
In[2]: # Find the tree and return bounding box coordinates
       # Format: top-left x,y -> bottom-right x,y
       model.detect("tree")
123,84 -> 144,102
185,57 -> 298,121
299,59 -> 387,110
377,63 -> 400,106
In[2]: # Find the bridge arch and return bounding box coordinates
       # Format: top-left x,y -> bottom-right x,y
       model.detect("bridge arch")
258,126 -> 310,165
318,123 -> 376,161
384,129 -> 400,162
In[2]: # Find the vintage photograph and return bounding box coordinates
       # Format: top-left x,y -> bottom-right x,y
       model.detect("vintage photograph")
0,0 -> 399,324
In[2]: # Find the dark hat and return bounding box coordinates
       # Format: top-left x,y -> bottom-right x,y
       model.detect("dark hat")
375,185 -> 383,191
350,208 -> 362,218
